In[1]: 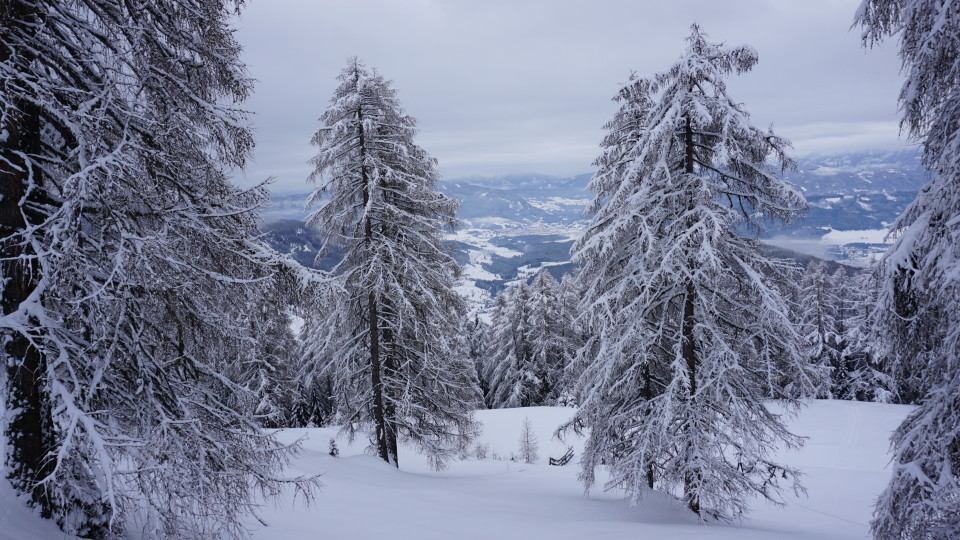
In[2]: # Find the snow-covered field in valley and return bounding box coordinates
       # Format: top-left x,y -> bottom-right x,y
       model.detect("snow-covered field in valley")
0,400 -> 910,540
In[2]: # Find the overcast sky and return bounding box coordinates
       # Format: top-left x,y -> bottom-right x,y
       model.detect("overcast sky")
233,0 -> 908,194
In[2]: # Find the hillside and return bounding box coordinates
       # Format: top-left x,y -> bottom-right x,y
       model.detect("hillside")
0,401 -> 911,540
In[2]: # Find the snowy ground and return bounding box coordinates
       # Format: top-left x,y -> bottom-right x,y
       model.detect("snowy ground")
820,228 -> 891,246
0,401 -> 910,540
448,221 -> 586,309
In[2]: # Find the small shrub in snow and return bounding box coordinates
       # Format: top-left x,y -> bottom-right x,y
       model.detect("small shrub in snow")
329,438 -> 340,457
518,417 -> 539,464
474,443 -> 490,460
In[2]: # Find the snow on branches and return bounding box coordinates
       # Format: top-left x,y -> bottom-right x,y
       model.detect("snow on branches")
483,271 -> 581,408
303,58 -> 479,470
856,0 -> 960,536
0,2 -> 319,537
569,25 -> 819,522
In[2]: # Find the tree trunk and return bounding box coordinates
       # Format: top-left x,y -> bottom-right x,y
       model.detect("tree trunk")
368,291 -> 392,465
382,326 -> 400,467
643,363 -> 654,489
0,1 -> 55,517
682,282 -> 697,397
2,8 -> 112,537
681,280 -> 700,514
682,115 -> 701,515
354,68 -> 395,467
359,119 -> 392,465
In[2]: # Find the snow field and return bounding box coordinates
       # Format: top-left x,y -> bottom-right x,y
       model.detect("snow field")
250,400 -> 908,540
0,400 -> 910,539
820,229 -> 891,245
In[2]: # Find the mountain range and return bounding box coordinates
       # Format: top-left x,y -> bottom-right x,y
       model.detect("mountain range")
261,149 -> 926,302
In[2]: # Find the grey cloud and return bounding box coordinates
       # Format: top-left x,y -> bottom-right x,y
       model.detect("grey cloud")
234,0 -> 907,194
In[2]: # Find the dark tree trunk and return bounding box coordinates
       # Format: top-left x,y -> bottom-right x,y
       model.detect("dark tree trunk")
2,7 -> 111,538
681,280 -> 700,514
368,291 -> 391,464
354,71 -> 394,467
642,363 -> 654,489
0,0 -> 55,517
382,328 -> 400,467
682,115 -> 701,515
682,282 -> 697,397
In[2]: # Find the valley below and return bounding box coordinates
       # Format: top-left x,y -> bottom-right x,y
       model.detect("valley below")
262,149 -> 925,307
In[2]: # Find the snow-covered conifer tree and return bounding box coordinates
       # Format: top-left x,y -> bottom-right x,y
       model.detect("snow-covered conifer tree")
289,375 -> 336,428
485,283 -> 543,408
856,1 -> 960,536
797,261 -> 840,398
570,26 -> 818,521
554,273 -> 585,405
486,272 -> 581,408
295,285 -> 342,428
833,269 -> 894,402
304,58 -> 479,469
481,293 -> 512,407
245,273 -> 302,428
328,438 -> 340,458
528,271 -> 568,404
466,313 -> 492,404
0,1 -> 318,537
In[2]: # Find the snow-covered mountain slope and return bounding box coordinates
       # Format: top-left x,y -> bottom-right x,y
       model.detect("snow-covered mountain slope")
441,173 -> 592,225
791,149 -> 926,196
261,150 -> 926,299
1,401 -> 909,539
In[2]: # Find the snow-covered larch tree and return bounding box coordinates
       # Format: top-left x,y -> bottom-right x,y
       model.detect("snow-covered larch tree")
829,268 -> 894,402
797,261 -> 840,398
485,282 -> 541,408
554,272 -> 585,406
466,313 -> 492,404
856,0 -> 960,536
527,270 -> 569,404
0,1 -> 318,537
569,25 -> 819,522
518,417 -> 539,464
304,58 -> 479,469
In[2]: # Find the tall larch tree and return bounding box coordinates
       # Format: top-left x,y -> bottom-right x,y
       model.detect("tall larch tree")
0,1 -> 318,537
857,1 -> 960,537
569,25 -> 820,522
304,58 -> 479,469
